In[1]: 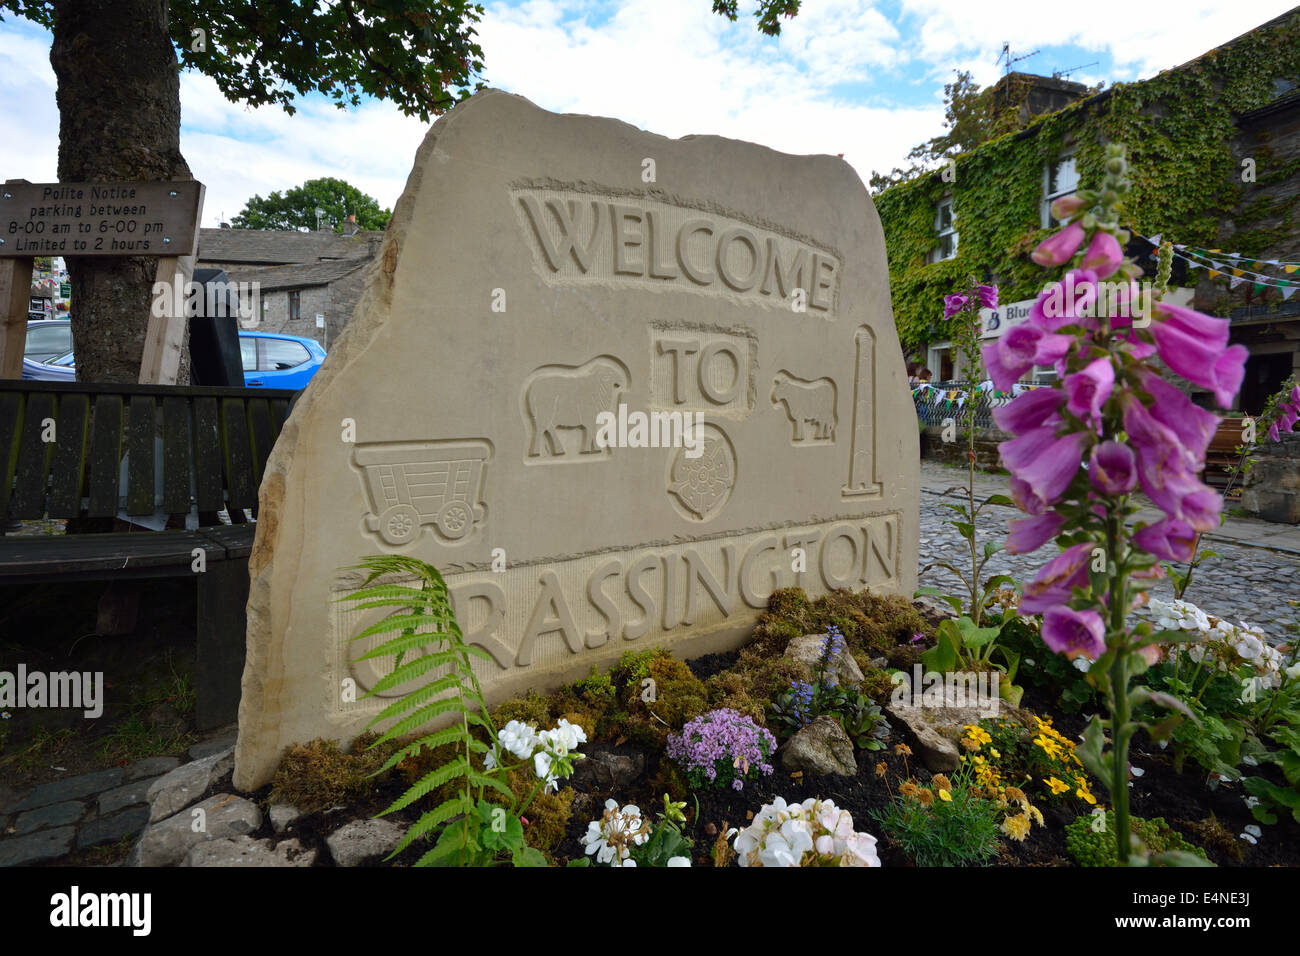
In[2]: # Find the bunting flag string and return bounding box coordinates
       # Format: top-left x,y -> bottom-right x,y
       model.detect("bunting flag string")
1129,230 -> 1300,300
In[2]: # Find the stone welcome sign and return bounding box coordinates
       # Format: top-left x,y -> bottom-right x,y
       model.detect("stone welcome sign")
234,90 -> 918,789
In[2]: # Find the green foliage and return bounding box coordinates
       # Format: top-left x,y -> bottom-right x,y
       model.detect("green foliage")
339,555 -> 523,867
872,11 -> 1300,354
1065,811 -> 1208,866
1,1 -> 486,122
629,795 -> 694,866
233,177 -> 392,232
709,0 -> 801,36
998,614 -> 1098,712
872,764 -> 1004,866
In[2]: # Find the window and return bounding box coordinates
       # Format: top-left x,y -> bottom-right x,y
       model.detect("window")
24,323 -> 72,359
239,338 -> 258,372
261,339 -> 311,371
1042,155 -> 1080,228
288,290 -> 302,322
930,198 -> 957,262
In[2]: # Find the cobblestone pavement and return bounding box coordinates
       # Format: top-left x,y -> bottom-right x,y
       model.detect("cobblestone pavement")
917,462 -> 1300,643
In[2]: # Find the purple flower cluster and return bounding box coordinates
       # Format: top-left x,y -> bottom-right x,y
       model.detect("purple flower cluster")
1267,384 -> 1300,443
667,708 -> 776,792
985,147 -> 1244,661
788,680 -> 815,726
820,625 -> 846,687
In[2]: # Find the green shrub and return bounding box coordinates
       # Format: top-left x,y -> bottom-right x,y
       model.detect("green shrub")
1065,811 -> 1208,866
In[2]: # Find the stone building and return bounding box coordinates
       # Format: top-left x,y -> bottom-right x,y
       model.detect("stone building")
876,9 -> 1300,411
195,220 -> 382,347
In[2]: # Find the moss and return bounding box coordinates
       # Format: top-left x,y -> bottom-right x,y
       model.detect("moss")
269,733 -> 399,814
749,587 -> 931,660
860,666 -> 899,704
703,670 -> 768,725
1065,811 -> 1207,866
1181,816 -> 1245,863
490,691 -> 552,731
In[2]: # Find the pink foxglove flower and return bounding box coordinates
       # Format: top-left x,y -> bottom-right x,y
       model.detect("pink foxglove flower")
992,387 -> 1065,436
1065,356 -> 1115,431
1020,543 -> 1094,614
977,284 -> 998,310
1031,221 -> 1086,267
1132,518 -> 1197,563
1041,606 -> 1106,660
1088,440 -> 1137,496
943,293 -> 969,319
1006,512 -> 1065,554
1050,195 -> 1087,221
1079,231 -> 1124,279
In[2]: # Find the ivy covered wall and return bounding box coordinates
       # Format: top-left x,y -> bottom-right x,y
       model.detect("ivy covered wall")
874,9 -> 1300,356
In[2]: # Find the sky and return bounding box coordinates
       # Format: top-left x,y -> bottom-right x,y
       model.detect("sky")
1,0 -> 1294,228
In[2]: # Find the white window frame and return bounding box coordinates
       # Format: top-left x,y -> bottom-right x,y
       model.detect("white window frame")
930,197 -> 958,263
1042,154 -> 1080,229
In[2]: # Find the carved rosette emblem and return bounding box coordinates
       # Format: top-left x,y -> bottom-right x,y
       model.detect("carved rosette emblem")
667,424 -> 736,522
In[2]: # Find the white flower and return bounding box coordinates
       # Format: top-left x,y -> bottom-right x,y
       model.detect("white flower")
666,856 -> 691,867
1244,796 -> 1260,809
734,797 -> 880,867
580,800 -> 649,865
1129,764 -> 1144,777
1072,657 -> 1092,673
1236,636 -> 1264,661
1287,662 -> 1300,682
483,749 -> 498,772
499,720 -> 540,760
620,859 -> 637,867
534,750 -> 553,781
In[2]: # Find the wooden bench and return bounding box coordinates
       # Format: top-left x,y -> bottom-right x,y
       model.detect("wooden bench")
0,380 -> 299,729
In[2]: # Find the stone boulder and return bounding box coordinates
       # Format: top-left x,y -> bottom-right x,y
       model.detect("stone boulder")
132,793 -> 262,867
326,819 -> 405,867
784,634 -> 865,687
569,746 -> 646,792
778,716 -> 857,777
183,836 -> 316,867
146,748 -> 234,823
884,681 -> 1022,773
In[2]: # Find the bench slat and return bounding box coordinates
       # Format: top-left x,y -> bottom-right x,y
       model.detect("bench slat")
0,391 -> 26,522
47,393 -> 90,518
126,395 -> 156,516
0,530 -> 213,577
221,398 -> 256,515
162,396 -> 192,516
87,395 -> 124,518
11,392 -> 56,518
193,397 -> 224,514
248,398 -> 275,486
270,398 -> 290,438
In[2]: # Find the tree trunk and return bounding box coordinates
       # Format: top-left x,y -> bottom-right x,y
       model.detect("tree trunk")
50,0 -> 192,383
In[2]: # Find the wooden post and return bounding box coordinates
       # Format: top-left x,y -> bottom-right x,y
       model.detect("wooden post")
0,179 -> 33,380
139,183 -> 204,385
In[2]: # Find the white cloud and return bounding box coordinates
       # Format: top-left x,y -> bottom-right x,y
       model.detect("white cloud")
1,0 -> 1295,229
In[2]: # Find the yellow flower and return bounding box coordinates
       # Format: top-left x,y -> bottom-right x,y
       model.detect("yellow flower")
1004,786 -> 1026,805
875,761 -> 888,778
1077,788 -> 1097,805
989,748 -> 1000,759
899,780 -> 921,800
1045,776 -> 1071,795
932,774 -> 952,792
938,789 -> 952,802
964,726 -> 992,746
1028,804 -> 1044,826
916,789 -> 934,807
1001,813 -> 1031,841
895,743 -> 912,757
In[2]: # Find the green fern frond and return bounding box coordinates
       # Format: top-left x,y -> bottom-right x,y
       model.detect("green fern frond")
381,760 -> 469,817
388,797 -> 470,855
367,664 -> 460,699
468,772 -> 516,800
367,676 -> 466,724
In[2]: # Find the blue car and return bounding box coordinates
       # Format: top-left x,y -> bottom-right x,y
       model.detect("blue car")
21,330 -> 326,389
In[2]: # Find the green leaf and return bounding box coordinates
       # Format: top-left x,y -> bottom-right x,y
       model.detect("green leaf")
382,760 -> 469,817
1128,686 -> 1200,725
953,521 -> 976,542
920,631 -> 958,673
478,802 -> 524,852
468,772 -> 517,800
512,846 -> 549,867
1077,716 -> 1111,790
368,660 -> 460,697
1134,629 -> 1203,649
980,493 -> 1014,508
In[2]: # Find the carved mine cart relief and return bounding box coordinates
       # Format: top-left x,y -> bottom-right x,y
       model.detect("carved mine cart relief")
353,440 -> 491,546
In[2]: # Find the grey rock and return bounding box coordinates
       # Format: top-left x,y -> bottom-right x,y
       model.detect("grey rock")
884,682 -> 1006,773
0,826 -> 76,866
784,634 -> 865,687
133,793 -> 262,867
325,819 -> 405,867
126,756 -> 181,781
146,748 -> 234,822
269,804 -> 305,834
188,733 -> 238,761
779,716 -> 857,777
182,835 -> 316,867
570,749 -> 646,792
99,776 -> 163,816
78,806 -> 151,849
13,768 -> 125,811
14,800 -> 85,835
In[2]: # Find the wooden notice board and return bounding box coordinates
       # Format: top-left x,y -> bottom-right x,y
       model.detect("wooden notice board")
0,178 -> 205,385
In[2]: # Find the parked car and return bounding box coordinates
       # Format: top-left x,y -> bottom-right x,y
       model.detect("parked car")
239,332 -> 327,390
23,319 -> 73,363
21,330 -> 327,389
